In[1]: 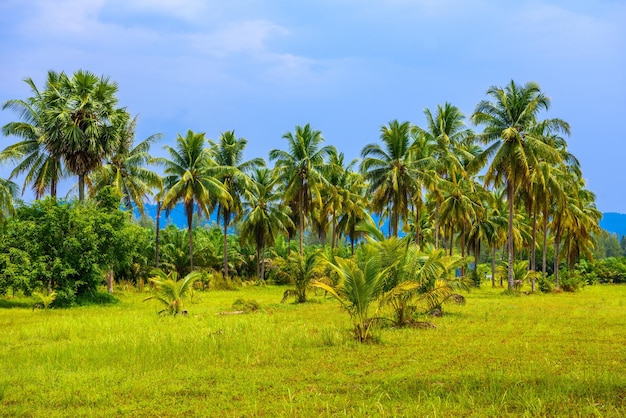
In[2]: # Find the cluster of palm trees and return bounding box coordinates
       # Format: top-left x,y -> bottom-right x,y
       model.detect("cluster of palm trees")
1,72 -> 601,291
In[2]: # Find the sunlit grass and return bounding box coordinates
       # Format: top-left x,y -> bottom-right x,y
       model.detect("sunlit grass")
0,285 -> 625,416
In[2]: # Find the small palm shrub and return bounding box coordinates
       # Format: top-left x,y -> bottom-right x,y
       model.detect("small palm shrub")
144,270 -> 201,315
279,250 -> 324,303
312,250 -> 387,342
32,291 -> 57,311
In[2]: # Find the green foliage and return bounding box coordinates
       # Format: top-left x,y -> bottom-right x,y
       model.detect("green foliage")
32,291 -> 56,310
537,275 -> 554,293
278,250 -> 324,303
0,196 -> 147,305
312,250 -> 387,342
558,270 -> 586,292
144,270 -> 201,315
232,298 -> 261,313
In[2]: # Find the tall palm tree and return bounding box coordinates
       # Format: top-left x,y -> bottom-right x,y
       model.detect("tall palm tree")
211,131 -> 264,280
471,80 -> 569,291
1,73 -> 64,198
43,70 -> 129,201
269,124 -> 333,255
415,103 -> 473,247
361,120 -> 432,238
88,116 -> 162,214
240,168 -> 294,280
156,130 -> 230,271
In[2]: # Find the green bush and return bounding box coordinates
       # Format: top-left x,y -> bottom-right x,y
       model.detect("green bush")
559,270 -> 586,292
537,275 -> 554,293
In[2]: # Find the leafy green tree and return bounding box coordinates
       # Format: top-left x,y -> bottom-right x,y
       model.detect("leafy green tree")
269,124 -> 333,255
43,70 -> 130,201
471,80 -> 568,291
156,130 -> 230,271
144,270 -> 201,315
0,196 -> 139,305
212,131 -> 264,280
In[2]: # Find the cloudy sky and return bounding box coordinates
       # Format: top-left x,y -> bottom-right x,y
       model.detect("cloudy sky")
1,0 -> 624,212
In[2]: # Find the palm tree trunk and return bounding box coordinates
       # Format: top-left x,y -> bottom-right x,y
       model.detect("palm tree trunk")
187,206 -> 194,272
491,246 -> 496,287
434,201 -> 440,249
261,243 -> 266,281
531,208 -> 537,272
155,201 -> 161,268
331,209 -> 337,250
554,229 -> 561,289
506,181 -> 515,291
461,224 -> 466,277
78,174 -> 85,201
223,210 -> 230,280
542,211 -> 548,278
299,189 -> 304,255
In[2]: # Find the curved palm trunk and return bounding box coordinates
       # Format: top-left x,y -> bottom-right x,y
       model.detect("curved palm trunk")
506,181 -> 515,291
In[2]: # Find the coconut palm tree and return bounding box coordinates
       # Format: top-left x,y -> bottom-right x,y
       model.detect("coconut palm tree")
42,70 -> 130,201
88,116 -> 162,214
156,130 -> 230,271
1,73 -> 64,198
240,168 -> 294,280
211,131 -> 264,280
471,80 -> 569,291
415,103 -> 473,247
269,124 -> 333,255
361,120 -> 432,238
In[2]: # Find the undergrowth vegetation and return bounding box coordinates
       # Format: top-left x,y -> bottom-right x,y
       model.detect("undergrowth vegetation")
0,284 -> 624,417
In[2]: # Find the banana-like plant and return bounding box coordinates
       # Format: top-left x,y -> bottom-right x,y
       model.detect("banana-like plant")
144,270 -> 201,315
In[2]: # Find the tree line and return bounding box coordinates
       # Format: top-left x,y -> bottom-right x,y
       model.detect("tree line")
0,70 -> 609,305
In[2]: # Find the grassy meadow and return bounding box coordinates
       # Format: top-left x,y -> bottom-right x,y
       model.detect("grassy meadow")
0,284 -> 625,417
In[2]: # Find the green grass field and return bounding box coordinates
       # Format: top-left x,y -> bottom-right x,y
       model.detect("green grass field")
1,284 -> 625,417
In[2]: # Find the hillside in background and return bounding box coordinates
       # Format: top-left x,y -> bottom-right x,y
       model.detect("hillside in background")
134,203 -> 219,228
600,212 -> 626,238
134,204 -> 626,239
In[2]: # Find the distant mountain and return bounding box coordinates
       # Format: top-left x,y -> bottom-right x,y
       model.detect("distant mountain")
133,204 -> 626,239
133,203 -> 219,229
600,212 -> 626,238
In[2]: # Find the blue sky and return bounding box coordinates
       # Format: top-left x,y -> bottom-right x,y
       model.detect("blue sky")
1,0 -> 624,212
